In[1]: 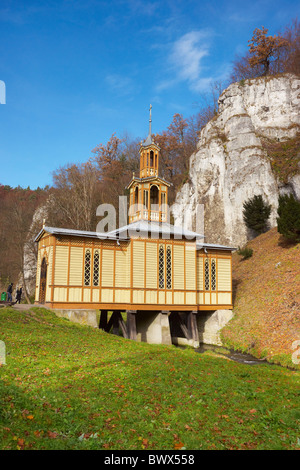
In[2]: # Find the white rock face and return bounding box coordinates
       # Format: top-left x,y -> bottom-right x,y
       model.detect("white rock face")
173,74 -> 300,247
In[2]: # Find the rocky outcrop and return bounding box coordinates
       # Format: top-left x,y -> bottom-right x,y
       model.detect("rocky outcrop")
173,74 -> 300,247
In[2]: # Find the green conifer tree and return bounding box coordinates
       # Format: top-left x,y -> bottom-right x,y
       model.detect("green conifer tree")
243,194 -> 271,234
277,194 -> 300,242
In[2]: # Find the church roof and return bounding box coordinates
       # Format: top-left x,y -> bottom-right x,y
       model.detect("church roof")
34,226 -> 130,242
126,174 -> 171,189
35,224 -> 235,250
196,241 -> 236,252
106,220 -> 204,240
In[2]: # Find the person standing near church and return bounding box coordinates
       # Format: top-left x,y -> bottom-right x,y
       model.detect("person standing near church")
7,283 -> 13,302
16,287 -> 22,304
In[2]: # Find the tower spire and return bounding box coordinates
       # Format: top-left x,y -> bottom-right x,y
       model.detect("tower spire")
148,104 -> 152,138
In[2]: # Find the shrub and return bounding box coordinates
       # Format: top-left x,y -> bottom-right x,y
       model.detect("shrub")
277,194 -> 300,242
243,194 -> 271,234
237,246 -> 253,259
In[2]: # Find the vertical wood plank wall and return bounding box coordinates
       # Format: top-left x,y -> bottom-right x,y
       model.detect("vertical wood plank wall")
35,234 -> 232,309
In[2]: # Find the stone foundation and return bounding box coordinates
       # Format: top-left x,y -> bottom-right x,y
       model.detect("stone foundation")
52,308 -> 234,348
136,311 -> 172,345
197,310 -> 234,346
54,309 -> 99,328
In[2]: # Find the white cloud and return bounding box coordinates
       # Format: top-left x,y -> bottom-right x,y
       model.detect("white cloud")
157,30 -> 212,93
171,31 -> 209,82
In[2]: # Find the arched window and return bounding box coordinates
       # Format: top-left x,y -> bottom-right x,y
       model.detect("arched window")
150,185 -> 159,206
204,258 -> 210,291
211,259 -> 216,291
93,250 -> 100,286
150,150 -> 154,167
143,190 -> 149,210
166,246 -> 172,289
159,245 -> 164,289
84,249 -> 91,286
135,186 -> 139,205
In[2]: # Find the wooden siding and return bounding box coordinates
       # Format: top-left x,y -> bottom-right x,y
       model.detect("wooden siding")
132,240 -> 144,288
196,251 -> 232,306
145,241 -> 157,288
35,232 -> 233,311
102,249 -> 114,287
54,246 -> 68,285
69,247 -> 83,286
185,243 -> 196,290
173,244 -> 184,290
217,258 -> 231,291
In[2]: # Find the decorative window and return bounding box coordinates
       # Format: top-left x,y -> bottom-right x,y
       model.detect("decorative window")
135,186 -> 139,205
93,250 -> 100,286
211,259 -> 216,291
159,245 -> 164,289
150,150 -> 154,167
84,249 -> 91,286
204,258 -> 210,291
144,190 -> 149,210
166,246 -> 172,289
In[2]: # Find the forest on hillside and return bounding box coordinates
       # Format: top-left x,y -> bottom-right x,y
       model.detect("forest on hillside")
0,18 -> 299,299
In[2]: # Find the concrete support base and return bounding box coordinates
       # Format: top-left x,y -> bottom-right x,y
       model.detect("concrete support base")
197,310 -> 234,346
52,308 -> 234,348
136,310 -> 172,345
54,309 -> 99,328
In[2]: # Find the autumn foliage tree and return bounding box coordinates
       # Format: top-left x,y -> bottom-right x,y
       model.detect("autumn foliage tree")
248,26 -> 288,76
231,18 -> 299,82
91,133 -> 140,215
49,161 -> 102,232
0,185 -> 48,300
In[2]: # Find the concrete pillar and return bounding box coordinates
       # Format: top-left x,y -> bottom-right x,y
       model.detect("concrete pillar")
197,310 -> 234,346
160,311 -> 172,345
135,310 -> 172,345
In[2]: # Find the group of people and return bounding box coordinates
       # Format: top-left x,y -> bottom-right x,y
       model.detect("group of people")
6,283 -> 23,304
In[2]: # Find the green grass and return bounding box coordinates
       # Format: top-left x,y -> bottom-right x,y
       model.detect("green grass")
0,307 -> 299,450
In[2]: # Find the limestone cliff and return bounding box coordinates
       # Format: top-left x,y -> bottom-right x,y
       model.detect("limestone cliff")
173,74 -> 300,247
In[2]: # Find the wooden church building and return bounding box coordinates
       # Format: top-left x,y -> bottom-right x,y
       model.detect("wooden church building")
35,108 -> 235,346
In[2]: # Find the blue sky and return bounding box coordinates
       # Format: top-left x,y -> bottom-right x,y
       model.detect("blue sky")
0,0 -> 299,189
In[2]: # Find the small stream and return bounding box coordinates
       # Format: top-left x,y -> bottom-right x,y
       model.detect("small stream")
195,344 -> 268,365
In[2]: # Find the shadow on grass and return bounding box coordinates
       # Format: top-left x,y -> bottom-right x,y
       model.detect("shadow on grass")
277,234 -> 299,249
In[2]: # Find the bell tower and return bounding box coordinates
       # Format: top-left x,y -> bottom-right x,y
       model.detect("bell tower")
127,106 -> 171,224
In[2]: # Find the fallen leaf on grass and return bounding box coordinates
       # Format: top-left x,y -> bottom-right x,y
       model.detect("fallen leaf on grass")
174,441 -> 185,450
47,431 -> 59,439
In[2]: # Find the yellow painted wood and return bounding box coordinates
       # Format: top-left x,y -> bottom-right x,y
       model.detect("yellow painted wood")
218,292 -> 231,304
186,292 -> 196,304
174,291 -> 184,304
173,245 -> 184,290
185,243 -> 196,290
69,247 -> 83,286
53,287 -> 67,302
54,246 -> 69,285
102,249 -> 114,287
115,250 -> 127,288
217,258 -> 231,291
145,242 -> 157,288
132,241 -> 145,288
69,287 -> 82,302
196,255 -> 204,291
101,288 -> 113,303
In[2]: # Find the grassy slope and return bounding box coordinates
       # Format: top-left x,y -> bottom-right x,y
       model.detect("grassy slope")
0,306 -> 299,450
221,227 -> 300,368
